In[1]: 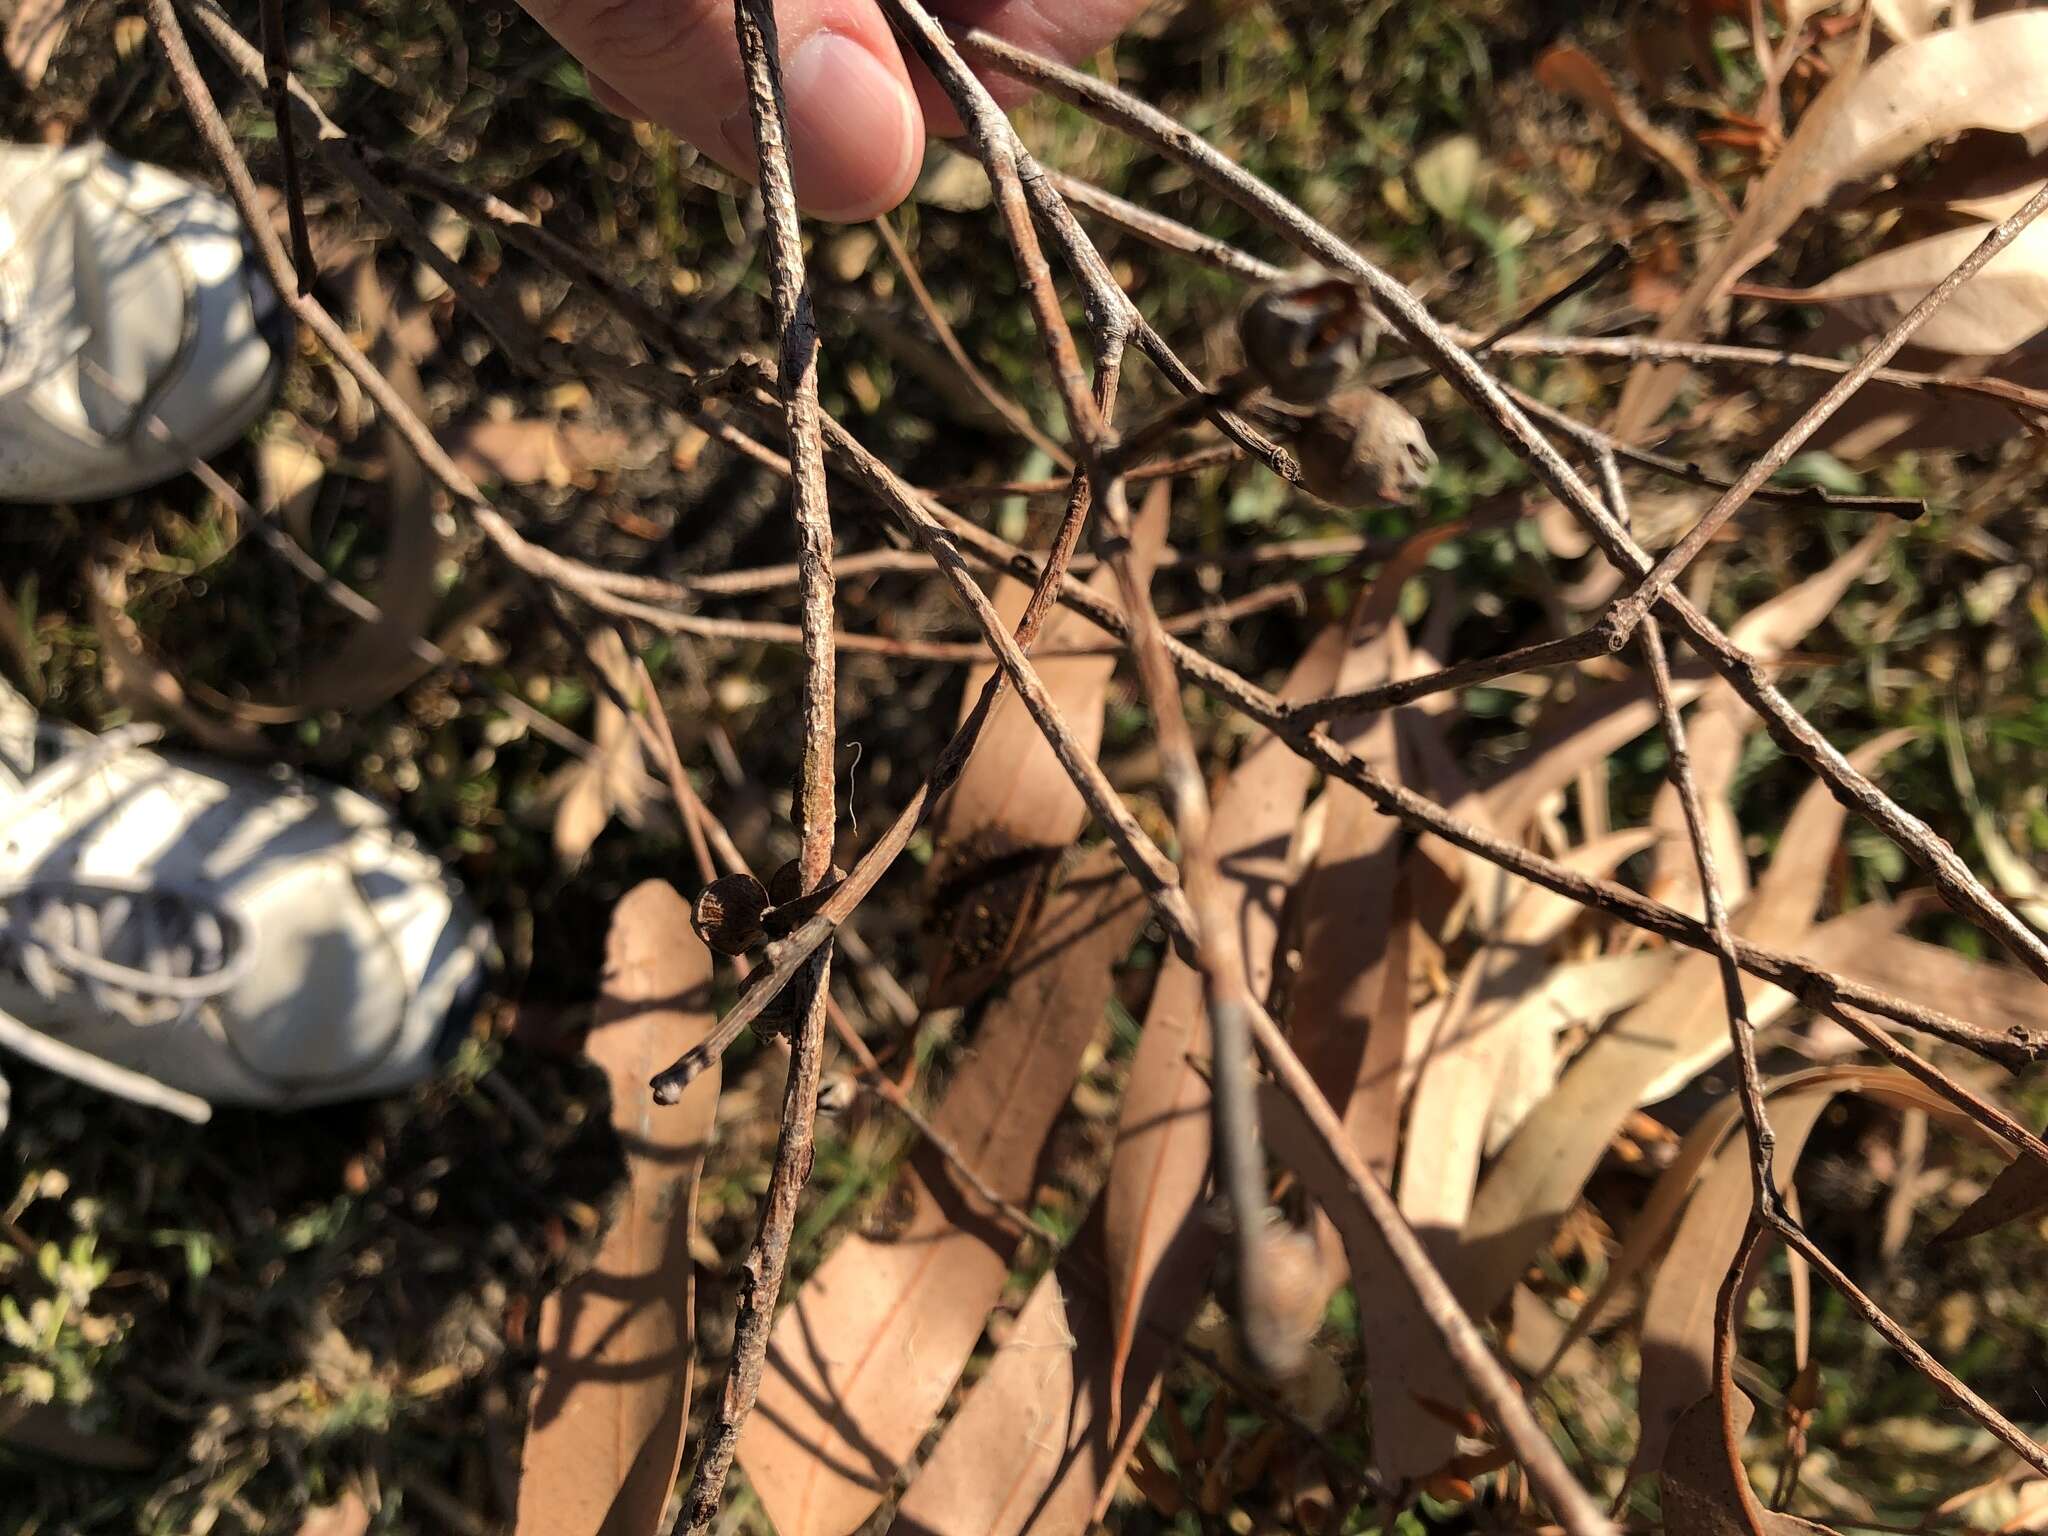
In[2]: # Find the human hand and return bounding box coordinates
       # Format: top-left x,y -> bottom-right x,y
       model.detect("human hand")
518,0 -> 1149,222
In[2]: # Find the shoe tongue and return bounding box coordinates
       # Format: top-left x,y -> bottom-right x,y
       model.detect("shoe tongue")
0,145 -> 186,440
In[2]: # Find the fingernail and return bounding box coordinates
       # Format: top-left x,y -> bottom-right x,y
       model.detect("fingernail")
719,31 -> 919,223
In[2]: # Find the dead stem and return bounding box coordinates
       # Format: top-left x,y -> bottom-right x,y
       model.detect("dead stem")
668,2 -> 835,1523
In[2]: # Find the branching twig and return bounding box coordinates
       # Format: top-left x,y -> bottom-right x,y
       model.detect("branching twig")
668,3 -> 836,1524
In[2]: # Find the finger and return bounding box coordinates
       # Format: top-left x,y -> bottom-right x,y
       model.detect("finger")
912,0 -> 1153,132
587,71 -> 646,120
522,0 -> 925,222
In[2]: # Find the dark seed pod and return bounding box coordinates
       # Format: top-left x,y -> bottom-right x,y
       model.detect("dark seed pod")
1292,387 -> 1436,508
693,872 -> 769,955
1238,266 -> 1380,404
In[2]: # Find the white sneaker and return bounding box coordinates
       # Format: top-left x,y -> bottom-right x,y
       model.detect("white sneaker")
0,682 -> 492,1124
0,140 -> 286,503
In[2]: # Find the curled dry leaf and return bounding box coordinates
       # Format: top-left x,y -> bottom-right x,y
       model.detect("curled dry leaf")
736,847 -> 1149,1536
514,881 -> 717,1536
1662,1390 -> 1840,1536
921,487 -> 1166,1007
1615,11 -> 2048,437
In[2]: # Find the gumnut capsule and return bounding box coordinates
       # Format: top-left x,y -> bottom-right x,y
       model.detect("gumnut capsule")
1238,1218 -> 1326,1383
1293,386 -> 1436,507
693,872 -> 769,955
1237,266 -> 1380,403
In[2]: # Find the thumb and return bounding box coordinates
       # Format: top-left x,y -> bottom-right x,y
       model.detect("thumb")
522,0 -> 926,222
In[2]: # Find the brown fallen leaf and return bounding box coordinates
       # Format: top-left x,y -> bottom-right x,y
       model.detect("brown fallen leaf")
886,1218 -> 1128,1536
5,0 -> 74,91
1642,521 -> 1892,893
737,846 -> 1148,1536
1933,1148 -> 2048,1245
1833,933 -> 2048,1041
1663,1390 -> 1839,1536
1291,525 -> 1460,1118
1485,521 -> 1891,858
1258,1074 -> 1453,1478
514,880 -> 717,1536
1634,1065 -> 2008,1474
1647,694 -> 1752,920
550,629 -> 660,868
1531,901 -> 1921,1380
921,487 -> 1167,1007
1751,220 -> 2048,355
443,417 -> 632,489
1615,11 -> 2048,438
1101,622 -> 1348,1431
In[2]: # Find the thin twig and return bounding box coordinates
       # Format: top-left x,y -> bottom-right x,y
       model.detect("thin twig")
256,0 -> 313,293
1046,165 -> 1285,282
1286,626 -> 1611,724
1478,330 -> 2048,420
1506,384 -> 1924,519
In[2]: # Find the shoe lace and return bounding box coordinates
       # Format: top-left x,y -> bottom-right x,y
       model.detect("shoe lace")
0,877 -> 251,1027
1,729 -> 253,1028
